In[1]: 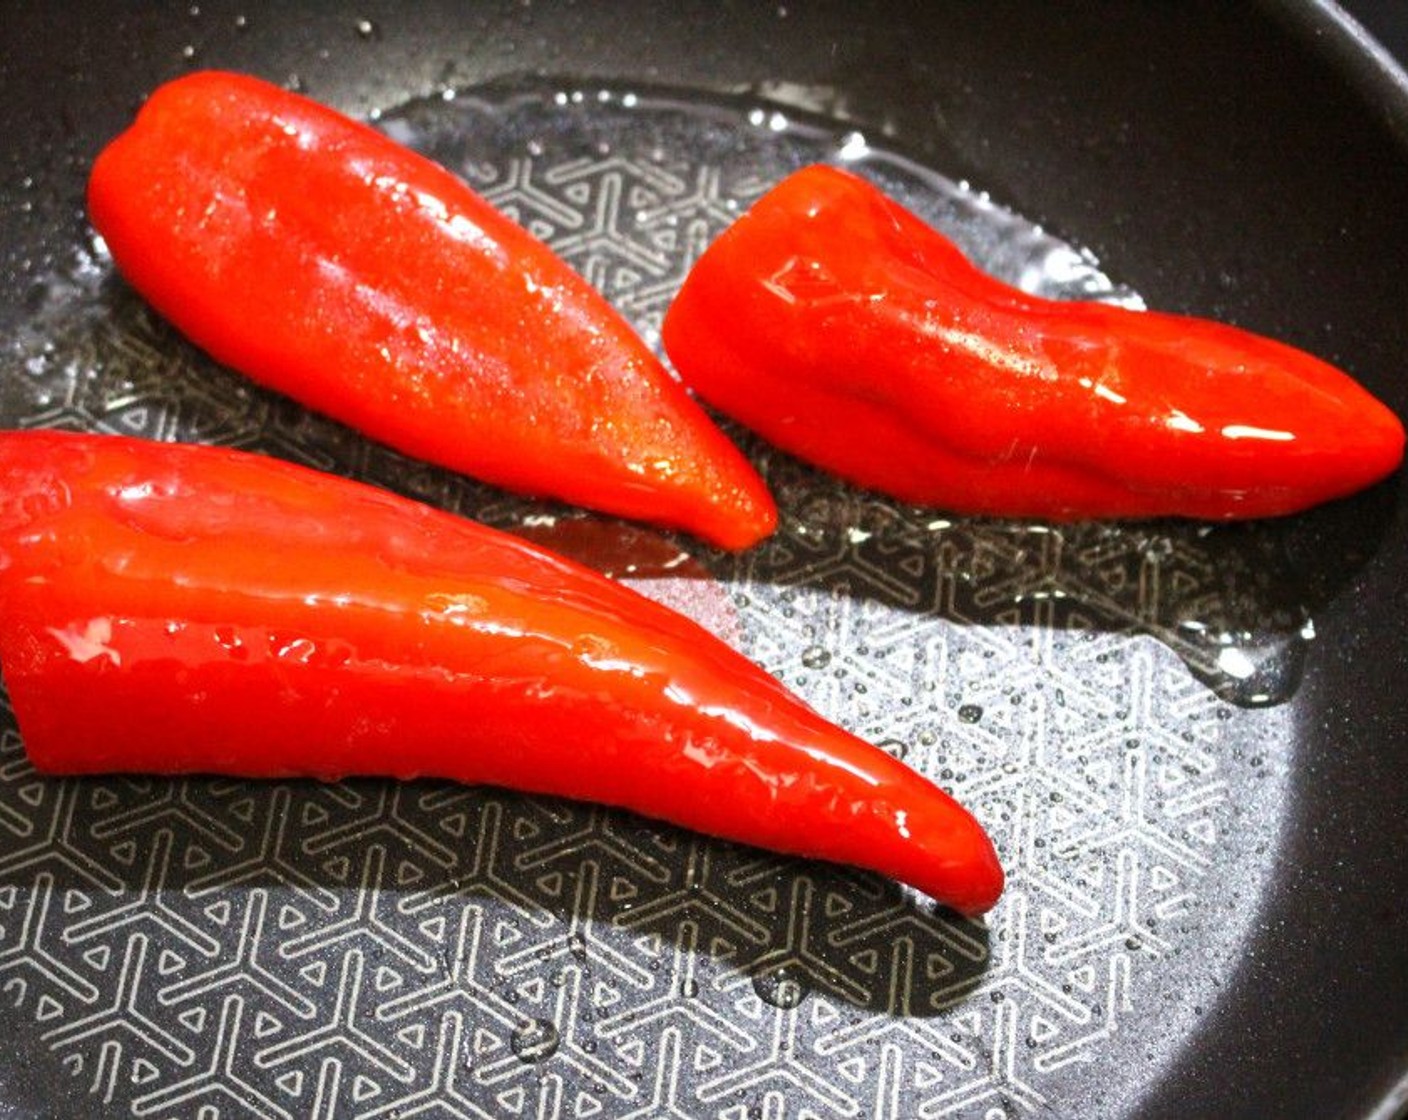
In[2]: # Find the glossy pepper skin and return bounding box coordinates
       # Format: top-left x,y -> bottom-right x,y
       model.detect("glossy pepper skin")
87,71 -> 776,551
0,431 -> 1002,915
663,164 -> 1406,520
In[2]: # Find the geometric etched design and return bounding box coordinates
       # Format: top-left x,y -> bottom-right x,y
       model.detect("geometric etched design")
0,83 -> 1300,1118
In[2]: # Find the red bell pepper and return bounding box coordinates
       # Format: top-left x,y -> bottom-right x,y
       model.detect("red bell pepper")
87,71 -> 776,551
0,430 -> 1002,915
663,164 -> 1406,520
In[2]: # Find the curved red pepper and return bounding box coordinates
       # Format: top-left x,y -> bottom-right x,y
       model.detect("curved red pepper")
0,431 -> 1002,915
663,164 -> 1405,519
87,71 -> 776,551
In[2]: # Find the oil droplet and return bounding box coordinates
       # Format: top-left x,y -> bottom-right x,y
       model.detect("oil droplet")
1182,628 -> 1310,708
958,704 -> 984,724
213,626 -> 245,658
801,645 -> 831,670
509,1019 -> 559,1063
272,636 -> 316,663
752,965 -> 809,1009
880,738 -> 908,760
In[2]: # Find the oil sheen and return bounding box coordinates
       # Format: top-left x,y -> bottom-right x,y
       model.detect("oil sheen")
0,77 -> 1305,1120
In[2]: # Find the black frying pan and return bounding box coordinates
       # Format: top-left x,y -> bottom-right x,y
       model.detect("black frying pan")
2,3 -> 1406,1118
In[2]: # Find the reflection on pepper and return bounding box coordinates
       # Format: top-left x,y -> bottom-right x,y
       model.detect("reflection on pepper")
0,431 -> 1003,916
663,164 -> 1405,520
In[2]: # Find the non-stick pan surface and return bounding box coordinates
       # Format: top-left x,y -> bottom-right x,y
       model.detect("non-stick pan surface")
2,3 -> 1407,1118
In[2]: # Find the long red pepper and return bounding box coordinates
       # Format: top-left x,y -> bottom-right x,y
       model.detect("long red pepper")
87,71 -> 776,551
0,431 -> 1002,915
663,164 -> 1406,520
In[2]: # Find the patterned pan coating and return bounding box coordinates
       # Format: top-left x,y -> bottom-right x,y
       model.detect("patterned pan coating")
0,84 -> 1308,1119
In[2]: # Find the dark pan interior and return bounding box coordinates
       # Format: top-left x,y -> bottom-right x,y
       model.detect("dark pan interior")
2,3 -> 1407,1118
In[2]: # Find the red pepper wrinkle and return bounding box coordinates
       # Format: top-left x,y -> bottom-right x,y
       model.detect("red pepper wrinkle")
87,71 -> 776,551
0,432 -> 1002,915
662,164 -> 1405,519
